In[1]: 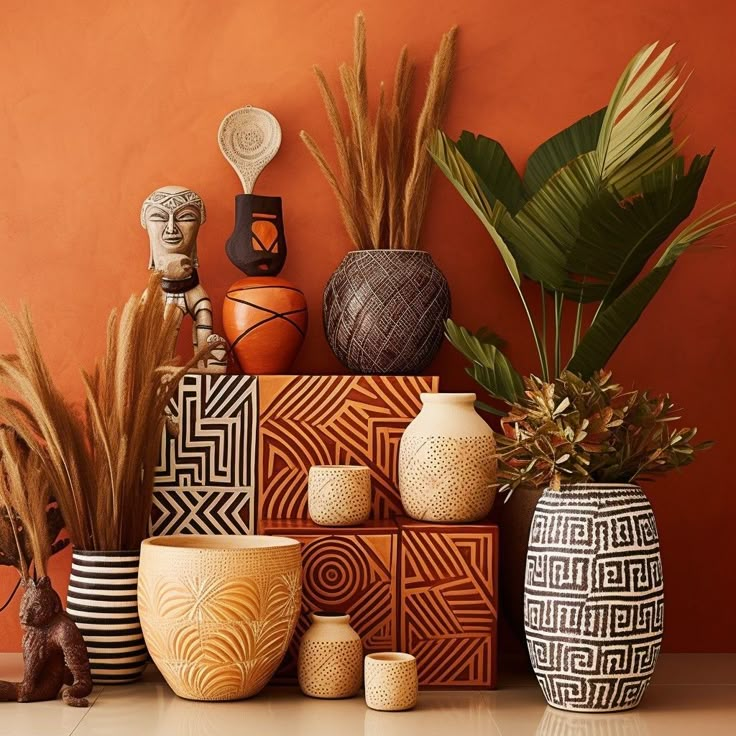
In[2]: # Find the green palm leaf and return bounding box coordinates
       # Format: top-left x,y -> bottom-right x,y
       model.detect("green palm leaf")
455,132 -> 526,213
430,131 -> 522,285
523,108 -> 605,193
567,203 -> 736,378
560,152 -> 712,303
445,319 -> 524,405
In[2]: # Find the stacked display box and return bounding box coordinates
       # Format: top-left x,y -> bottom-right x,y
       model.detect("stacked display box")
262,517 -> 499,689
155,373 -> 499,689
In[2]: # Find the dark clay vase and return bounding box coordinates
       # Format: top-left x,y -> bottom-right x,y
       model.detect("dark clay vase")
225,194 -> 287,276
323,250 -> 450,375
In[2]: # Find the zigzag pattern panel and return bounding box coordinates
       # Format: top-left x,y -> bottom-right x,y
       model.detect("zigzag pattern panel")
262,521 -> 397,683
155,374 -> 257,488
398,519 -> 498,688
151,488 -> 254,535
524,486 -> 664,712
258,375 -> 438,522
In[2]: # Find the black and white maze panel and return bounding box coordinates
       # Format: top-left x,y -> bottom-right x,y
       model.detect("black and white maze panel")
155,373 -> 257,488
151,488 -> 254,535
524,488 -> 664,712
153,374 -> 258,535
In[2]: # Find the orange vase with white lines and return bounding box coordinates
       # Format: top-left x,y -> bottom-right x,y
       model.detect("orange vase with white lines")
223,276 -> 307,374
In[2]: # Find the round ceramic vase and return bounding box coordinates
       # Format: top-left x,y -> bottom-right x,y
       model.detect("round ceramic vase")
524,484 -> 664,713
222,276 -> 307,374
308,465 -> 372,526
398,393 -> 497,523
323,249 -> 450,375
66,549 -> 148,685
364,652 -> 418,712
137,534 -> 302,701
298,612 -> 363,698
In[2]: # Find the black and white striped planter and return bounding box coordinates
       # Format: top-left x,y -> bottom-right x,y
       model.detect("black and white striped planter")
66,549 -> 148,684
524,484 -> 664,712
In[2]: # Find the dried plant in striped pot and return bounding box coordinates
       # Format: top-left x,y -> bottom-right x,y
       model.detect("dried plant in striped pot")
301,13 -> 457,374
0,273 -> 213,684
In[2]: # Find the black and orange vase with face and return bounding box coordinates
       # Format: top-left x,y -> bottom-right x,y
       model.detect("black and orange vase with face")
223,195 -> 307,374
226,194 -> 287,276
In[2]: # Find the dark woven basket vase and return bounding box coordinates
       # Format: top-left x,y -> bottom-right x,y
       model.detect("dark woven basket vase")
323,250 -> 450,375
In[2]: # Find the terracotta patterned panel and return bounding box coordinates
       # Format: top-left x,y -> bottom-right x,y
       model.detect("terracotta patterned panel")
398,518 -> 499,689
262,520 -> 398,683
258,375 -> 438,523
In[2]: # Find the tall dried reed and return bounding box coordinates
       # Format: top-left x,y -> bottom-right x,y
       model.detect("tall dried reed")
0,429 -> 52,579
0,274 -> 211,551
301,13 -> 457,251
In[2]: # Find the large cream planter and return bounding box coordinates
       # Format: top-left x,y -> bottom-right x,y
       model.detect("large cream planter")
398,393 -> 496,523
138,535 -> 301,701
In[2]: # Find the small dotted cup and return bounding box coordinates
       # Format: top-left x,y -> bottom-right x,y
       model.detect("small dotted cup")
364,652 -> 418,711
308,465 -> 372,527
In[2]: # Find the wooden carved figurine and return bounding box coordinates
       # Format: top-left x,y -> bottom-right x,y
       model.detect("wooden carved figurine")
141,186 -> 227,373
0,578 -> 92,707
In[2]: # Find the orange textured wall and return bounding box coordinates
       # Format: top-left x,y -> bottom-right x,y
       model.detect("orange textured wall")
1,0 -> 734,653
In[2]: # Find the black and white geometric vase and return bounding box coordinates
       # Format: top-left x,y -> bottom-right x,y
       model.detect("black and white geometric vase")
66,549 -> 148,684
524,484 -> 664,712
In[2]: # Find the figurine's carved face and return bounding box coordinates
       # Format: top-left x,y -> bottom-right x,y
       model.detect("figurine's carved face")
141,186 -> 206,280
19,577 -> 60,627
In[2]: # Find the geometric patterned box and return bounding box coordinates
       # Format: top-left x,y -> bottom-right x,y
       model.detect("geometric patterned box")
258,375 -> 438,524
261,519 -> 398,683
398,517 -> 498,689
153,373 -> 258,535
154,374 -> 436,535
262,518 -> 498,689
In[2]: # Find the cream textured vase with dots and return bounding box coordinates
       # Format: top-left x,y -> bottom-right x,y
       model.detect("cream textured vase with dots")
308,465 -> 372,526
298,612 -> 363,698
364,652 -> 418,711
398,393 -> 496,523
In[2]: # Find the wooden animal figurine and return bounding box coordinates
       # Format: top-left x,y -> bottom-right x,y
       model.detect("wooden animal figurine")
0,577 -> 92,707
141,185 -> 228,373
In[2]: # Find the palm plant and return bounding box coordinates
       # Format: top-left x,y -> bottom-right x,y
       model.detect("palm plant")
430,43 -> 736,413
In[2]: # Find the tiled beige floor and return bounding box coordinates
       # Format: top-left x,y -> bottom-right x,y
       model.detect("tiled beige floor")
0,653 -> 733,736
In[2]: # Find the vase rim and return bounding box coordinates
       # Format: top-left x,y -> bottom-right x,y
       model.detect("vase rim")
311,611 -> 350,621
420,392 -> 476,403
346,248 -> 429,255
309,464 -> 369,470
551,482 -> 641,490
141,534 -> 299,552
73,548 -> 141,556
365,652 -> 416,663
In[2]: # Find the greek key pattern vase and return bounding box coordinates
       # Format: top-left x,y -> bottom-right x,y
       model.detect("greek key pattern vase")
524,484 -> 664,712
66,550 -> 148,684
323,250 -> 450,375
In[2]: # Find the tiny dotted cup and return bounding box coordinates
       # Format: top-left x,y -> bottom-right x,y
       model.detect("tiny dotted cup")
364,652 -> 418,712
308,465 -> 371,527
